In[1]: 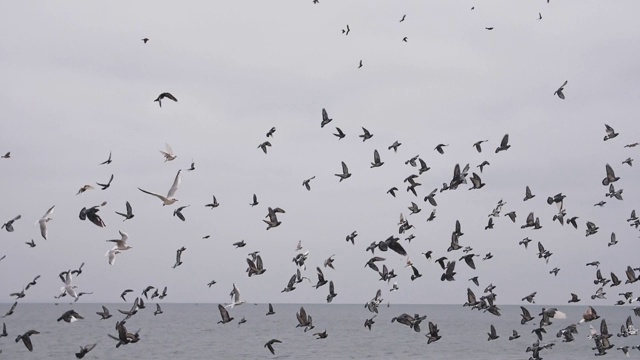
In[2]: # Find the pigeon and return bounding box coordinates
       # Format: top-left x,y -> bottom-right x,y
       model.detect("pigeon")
154,92 -> 178,107
554,80 -> 567,99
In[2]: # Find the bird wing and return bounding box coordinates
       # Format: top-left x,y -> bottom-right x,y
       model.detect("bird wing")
166,170 -> 182,198
138,188 -> 169,202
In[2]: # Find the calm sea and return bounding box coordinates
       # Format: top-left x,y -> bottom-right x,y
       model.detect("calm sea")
0,303 -> 635,359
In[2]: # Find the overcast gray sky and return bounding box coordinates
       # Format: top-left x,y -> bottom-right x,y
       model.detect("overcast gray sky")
1,1 -> 639,306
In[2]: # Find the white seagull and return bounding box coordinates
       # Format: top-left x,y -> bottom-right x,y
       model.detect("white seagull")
107,231 -> 132,251
37,205 -> 55,240
106,249 -> 121,265
226,283 -> 245,308
60,272 -> 78,299
138,170 -> 182,206
160,143 -> 177,162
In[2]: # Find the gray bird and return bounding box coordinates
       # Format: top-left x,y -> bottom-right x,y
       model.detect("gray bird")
554,80 -> 567,99
173,205 -> 190,221
1,215 -> 21,232
603,124 -> 618,141
359,127 -> 373,142
115,201 -> 134,221
96,174 -> 114,190
495,134 -> 510,153
321,108 -> 332,128
15,330 -> 40,352
264,339 -> 282,355
335,161 -> 351,181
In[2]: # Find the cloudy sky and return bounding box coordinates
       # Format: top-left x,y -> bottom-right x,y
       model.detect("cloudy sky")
1,0 -> 639,306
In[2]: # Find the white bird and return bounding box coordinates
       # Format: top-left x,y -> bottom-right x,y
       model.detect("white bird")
160,143 -> 177,162
226,283 -> 245,308
60,272 -> 78,299
106,231 -> 132,251
106,249 -> 121,265
138,170 -> 182,206
37,205 -> 55,240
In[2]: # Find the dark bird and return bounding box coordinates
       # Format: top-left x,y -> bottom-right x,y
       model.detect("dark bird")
266,127 -> 276,137
315,267 -> 328,289
264,339 -> 282,355
2,302 -> 17,317
538,12 -> 542,20
25,275 -> 41,290
333,127 -> 345,139
79,203 -> 106,227
469,173 -> 485,190
258,141 -> 272,154
154,303 -> 163,316
217,304 -> 234,324
523,186 -> 535,201
477,161 -> 490,173
1,152 -> 9,158
568,293 -> 581,303
603,124 -> 619,141
120,289 -> 133,302
96,305 -> 112,319
400,14 -> 406,22
173,205 -> 190,222
387,187 -> 398,197
154,92 -> 178,107
75,343 -> 97,359
326,281 -> 337,303
359,127 -> 373,142
302,176 -> 316,191
410,265 -> 422,281
522,292 -> 537,303
485,27 -> 494,30
96,174 -> 114,190
296,306 -> 314,332
321,108 -> 332,128
364,315 -> 376,330
434,144 -> 448,154
100,151 -> 112,165
402,37 -> 408,42
142,38 -> 149,43
266,303 -> 275,316
371,149 -> 384,168
25,239 -> 36,248
509,330 -> 520,341
602,164 -> 619,186
335,161 -> 351,181
204,195 -> 220,209
57,310 -> 84,323
173,246 -> 186,268
15,330 -> 40,352
495,134 -> 510,153
2,215 -> 21,232
250,194 -> 259,207
233,240 -> 246,248
473,139 -> 488,153
487,325 -> 499,340
115,201 -> 134,221
554,80 -> 567,99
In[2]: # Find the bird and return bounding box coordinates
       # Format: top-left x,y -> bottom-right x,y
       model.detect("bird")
266,303 -> 275,316
400,14 -> 406,22
57,310 -> 84,323
154,304 -> 163,316
115,201 -> 134,221
107,231 -> 132,253
96,174 -> 114,190
321,108 -> 332,127
173,205 -> 190,221
160,143 -> 177,162
99,151 -> 112,165
120,289 -> 133,302
326,281 -> 337,303
495,134 -> 511,153
258,141 -> 272,154
142,38 -> 149,43
138,169 -> 182,205
226,283 -> 245,308
266,127 -> 276,137
264,339 -> 282,355
233,240 -> 246,248
371,149 -> 384,168
2,302 -> 17,318
154,92 -> 177,107
37,205 -> 55,240
602,164 -> 620,186
313,330 -> 328,339
554,80 -> 568,99
524,186 -> 535,201
302,176 -> 316,191
15,330 -> 40,352
487,325 -> 499,340
1,214 -> 21,232
402,37 -> 408,42
538,12 -> 542,20
434,144 -> 448,154
364,315 -> 376,330
96,306 -> 112,319
604,124 -> 619,141
387,187 -> 398,197
485,27 -> 494,30
250,194 -> 259,207
217,304 -> 234,324
358,60 -> 363,68
1,152 -> 10,158
76,184 -> 94,195
173,246 -> 186,268
522,292 -> 537,303
473,140 -> 488,153
335,161 -> 351,181
359,127 -> 373,141
333,127 -> 345,139
509,330 -> 520,341
75,343 -> 97,359
477,161 -> 490,173
205,195 -> 219,209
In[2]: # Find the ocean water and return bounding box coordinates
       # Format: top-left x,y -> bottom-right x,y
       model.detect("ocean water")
0,303 -> 636,359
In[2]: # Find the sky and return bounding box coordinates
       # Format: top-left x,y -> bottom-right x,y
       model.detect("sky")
0,0 -> 639,306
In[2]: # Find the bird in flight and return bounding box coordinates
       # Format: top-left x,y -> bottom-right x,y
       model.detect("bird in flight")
142,38 -> 149,43
154,92 -> 177,107
400,14 -> 406,22
554,81 -> 568,99
138,169 -> 182,206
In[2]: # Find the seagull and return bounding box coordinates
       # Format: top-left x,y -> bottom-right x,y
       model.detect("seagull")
37,205 -> 55,240
138,170 -> 182,205
154,92 -> 177,107
160,143 -> 177,162
115,201 -> 134,221
226,283 -> 245,308
266,303 -> 275,315
106,249 -> 120,265
60,271 -> 78,300
554,80 -> 568,99
473,140 -> 488,153
107,231 -> 132,252
524,186 -> 535,201
96,174 -> 114,190
99,151 -> 112,165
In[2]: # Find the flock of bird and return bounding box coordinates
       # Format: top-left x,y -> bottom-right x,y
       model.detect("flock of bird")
1,1 -> 640,359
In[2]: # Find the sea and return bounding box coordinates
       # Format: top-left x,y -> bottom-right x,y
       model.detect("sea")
0,303 -> 636,359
